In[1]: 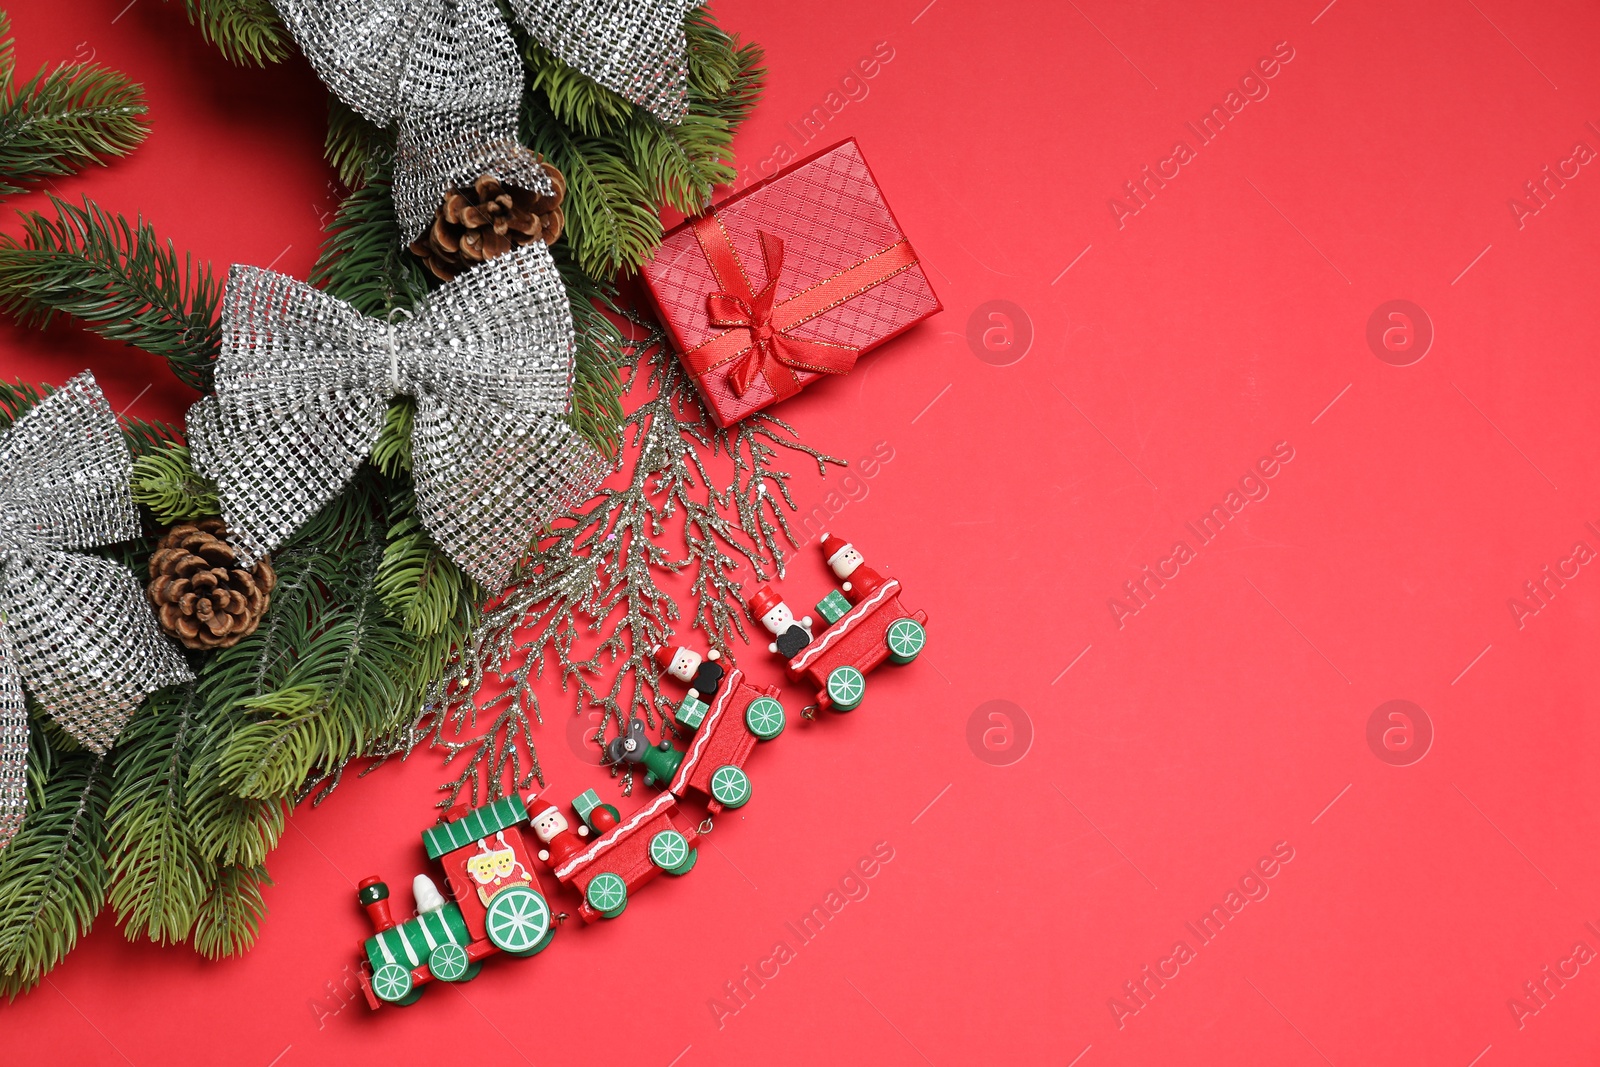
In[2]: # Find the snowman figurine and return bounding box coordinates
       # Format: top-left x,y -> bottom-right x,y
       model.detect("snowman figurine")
653,642 -> 725,700
747,586 -> 813,659
530,805 -> 589,868
818,533 -> 886,605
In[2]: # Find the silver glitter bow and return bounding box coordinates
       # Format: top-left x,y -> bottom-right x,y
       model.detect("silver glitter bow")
0,372 -> 194,851
186,241 -> 607,593
507,0 -> 703,124
272,0 -> 699,247
272,0 -> 556,246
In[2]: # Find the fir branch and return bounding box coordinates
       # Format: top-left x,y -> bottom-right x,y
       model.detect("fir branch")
169,0 -> 292,67
554,250 -> 625,459
521,37 -> 633,138
524,101 -> 661,281
190,863 -> 270,958
107,684 -> 211,946
0,733 -> 111,999
377,489 -> 480,638
0,196 -> 220,390
625,110 -> 733,216
131,443 -> 219,524
324,97 -> 392,191
0,12 -> 149,195
0,377 -> 45,429
309,172 -> 429,319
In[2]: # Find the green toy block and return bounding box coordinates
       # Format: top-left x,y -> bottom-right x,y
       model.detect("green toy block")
676,694 -> 709,729
816,589 -> 852,624
572,788 -> 602,826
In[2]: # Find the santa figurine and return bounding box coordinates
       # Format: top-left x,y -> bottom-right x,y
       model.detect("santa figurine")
530,805 -> 590,868
748,586 -> 812,658
653,642 -> 725,700
819,534 -> 886,604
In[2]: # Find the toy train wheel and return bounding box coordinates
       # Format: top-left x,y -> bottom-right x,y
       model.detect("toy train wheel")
709,764 -> 751,808
825,666 -> 866,711
427,942 -> 475,982
485,885 -> 552,955
587,872 -> 628,918
649,829 -> 696,874
745,697 -> 785,740
885,618 -> 926,664
372,962 -> 420,1005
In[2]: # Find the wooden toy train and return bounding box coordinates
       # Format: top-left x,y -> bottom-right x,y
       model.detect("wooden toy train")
354,535 -> 925,1008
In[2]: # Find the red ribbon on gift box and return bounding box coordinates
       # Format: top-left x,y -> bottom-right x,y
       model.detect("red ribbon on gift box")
684,215 -> 920,400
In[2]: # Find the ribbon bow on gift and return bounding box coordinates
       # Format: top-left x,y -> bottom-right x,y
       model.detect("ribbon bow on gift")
186,242 -> 606,594
272,0 -> 699,246
0,372 -> 194,851
686,217 -> 921,402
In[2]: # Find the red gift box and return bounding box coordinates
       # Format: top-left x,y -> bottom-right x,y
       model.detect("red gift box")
639,138 -> 941,427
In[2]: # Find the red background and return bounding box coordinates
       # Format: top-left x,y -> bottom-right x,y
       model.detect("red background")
4,1 -> 1600,1064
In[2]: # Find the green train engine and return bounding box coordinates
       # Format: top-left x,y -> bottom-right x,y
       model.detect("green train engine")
356,792 -> 557,1008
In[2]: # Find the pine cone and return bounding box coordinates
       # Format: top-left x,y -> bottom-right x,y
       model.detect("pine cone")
147,519 -> 276,651
409,163 -> 567,281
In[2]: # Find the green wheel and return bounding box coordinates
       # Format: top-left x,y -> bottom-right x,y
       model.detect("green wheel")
484,885 -> 551,954
586,872 -> 628,918
885,618 -> 926,664
745,697 -> 786,740
427,941 -> 472,982
371,962 -> 416,1004
709,764 -> 751,809
825,666 -> 866,711
649,829 -> 694,874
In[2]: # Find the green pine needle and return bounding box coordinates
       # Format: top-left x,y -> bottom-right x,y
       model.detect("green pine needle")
0,12 -> 149,196
131,443 -> 219,524
0,734 -> 111,999
107,685 -> 211,947
0,196 -> 220,390
310,172 -> 430,320
170,0 -> 293,67
190,864 -> 270,958
522,37 -> 634,138
325,97 -> 392,191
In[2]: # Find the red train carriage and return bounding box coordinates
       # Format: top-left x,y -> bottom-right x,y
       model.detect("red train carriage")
609,663 -> 786,813
355,792 -> 556,1009
784,576 -> 927,712
536,790 -> 702,923
667,667 -> 784,813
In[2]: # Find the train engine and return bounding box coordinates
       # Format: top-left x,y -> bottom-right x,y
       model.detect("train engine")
356,792 -> 556,1008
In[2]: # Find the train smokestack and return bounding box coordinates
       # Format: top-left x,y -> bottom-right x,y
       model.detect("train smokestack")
358,876 -> 396,932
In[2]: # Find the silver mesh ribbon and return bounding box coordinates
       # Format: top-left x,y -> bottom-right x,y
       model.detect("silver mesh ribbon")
0,372 -> 195,851
187,241 -> 608,594
508,0 -> 703,124
271,0 -> 556,246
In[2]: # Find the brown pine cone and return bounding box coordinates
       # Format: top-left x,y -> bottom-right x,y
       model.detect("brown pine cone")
409,162 -> 567,281
147,519 -> 276,651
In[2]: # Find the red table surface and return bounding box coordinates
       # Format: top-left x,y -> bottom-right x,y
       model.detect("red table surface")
4,1 -> 1599,1065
